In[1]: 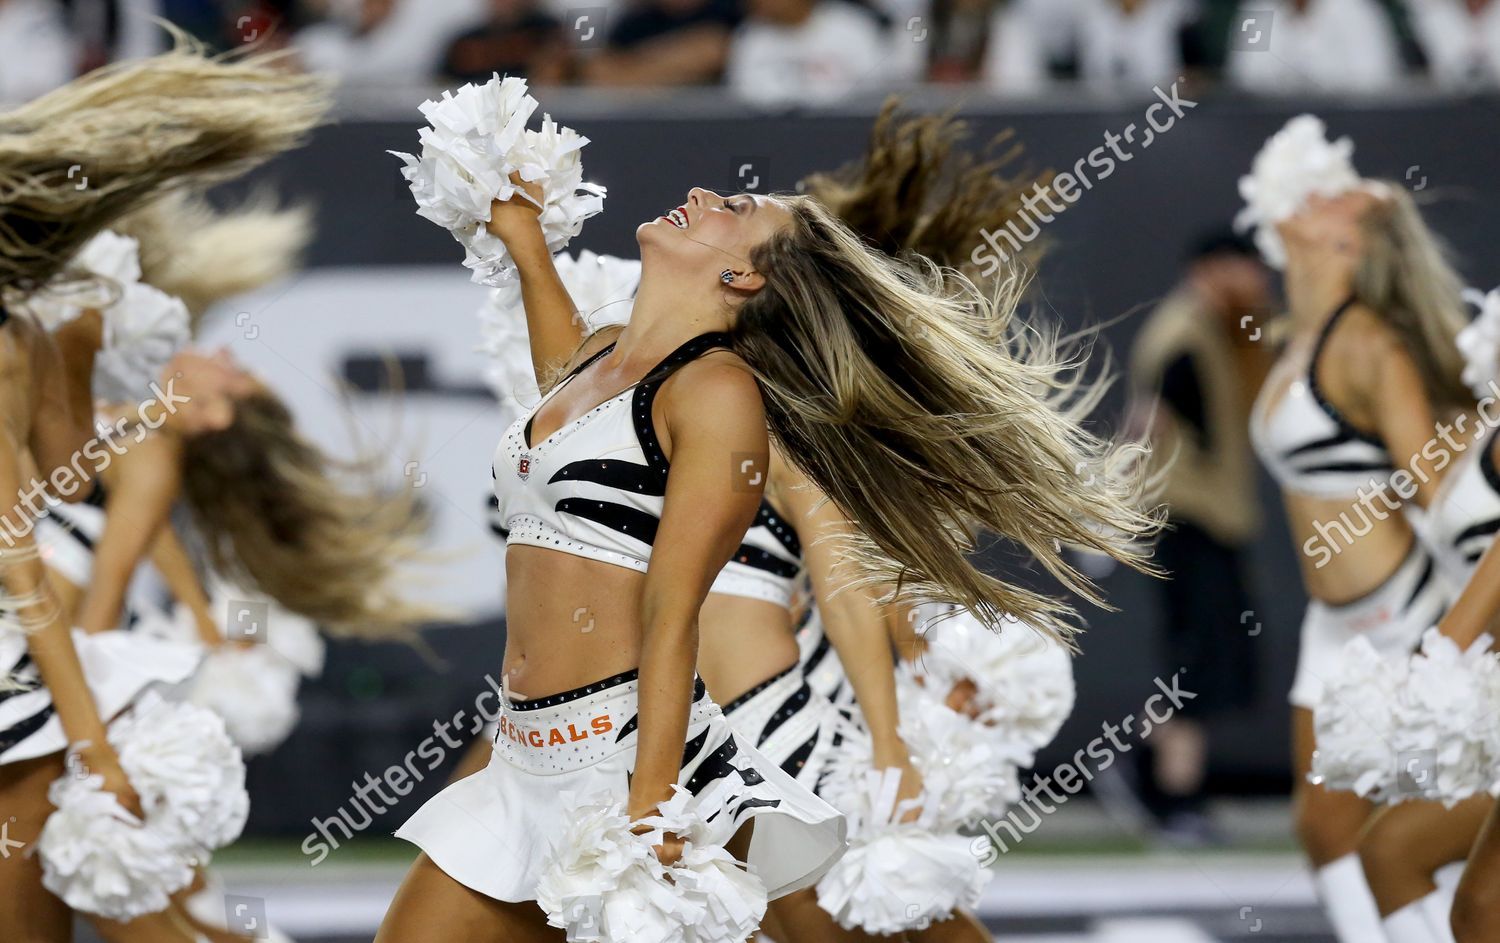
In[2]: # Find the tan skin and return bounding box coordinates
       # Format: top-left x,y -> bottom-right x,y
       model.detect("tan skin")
0,345 -> 253,943
1259,190 -> 1458,877
377,184 -> 787,941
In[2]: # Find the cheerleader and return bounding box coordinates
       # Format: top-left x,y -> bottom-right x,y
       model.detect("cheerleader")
1240,118 -> 1473,942
0,39 -> 329,940
377,137 -> 1157,943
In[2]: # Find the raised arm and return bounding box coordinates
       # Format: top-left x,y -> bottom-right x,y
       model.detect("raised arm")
629,359 -> 766,855
777,455 -> 921,800
1358,320 -> 1447,509
17,313 -> 100,503
484,179 -> 586,383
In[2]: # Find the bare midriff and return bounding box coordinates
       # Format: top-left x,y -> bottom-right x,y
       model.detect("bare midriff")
1282,491 -> 1416,606
696,592 -> 799,706
500,544 -> 648,702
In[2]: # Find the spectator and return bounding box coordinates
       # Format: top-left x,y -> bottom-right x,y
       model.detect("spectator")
580,0 -> 740,86
1226,0 -> 1404,93
1408,0 -> 1500,87
0,0 -> 74,104
441,0 -> 567,83
295,0 -> 485,84
924,0 -> 1048,93
1075,0 -> 1192,92
725,0 -> 886,105
1122,232 -> 1273,845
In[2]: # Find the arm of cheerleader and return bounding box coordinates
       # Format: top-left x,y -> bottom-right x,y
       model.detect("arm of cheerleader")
1437,538 -> 1500,649
629,360 -> 767,830
1363,321 -> 1446,509
777,459 -> 913,772
148,522 -> 221,647
73,427 -> 182,634
885,600 -> 925,664
485,180 -> 586,384
22,312 -> 101,503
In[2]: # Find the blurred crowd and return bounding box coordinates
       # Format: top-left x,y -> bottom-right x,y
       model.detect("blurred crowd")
4,0 -> 1500,106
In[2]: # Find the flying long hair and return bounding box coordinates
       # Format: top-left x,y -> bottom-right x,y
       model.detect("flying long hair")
1355,183 -> 1472,411
730,197 -> 1159,646
180,391 -> 434,640
115,189 -> 314,328
801,99 -> 1047,279
0,33 -> 329,298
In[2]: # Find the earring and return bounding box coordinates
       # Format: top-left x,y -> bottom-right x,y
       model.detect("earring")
720,269 -> 735,285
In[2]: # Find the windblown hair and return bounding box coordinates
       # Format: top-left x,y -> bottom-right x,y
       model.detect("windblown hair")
180,392 -> 434,640
115,189 -> 314,328
0,33 -> 329,297
801,99 -> 1047,280
730,197 -> 1159,646
1355,183 -> 1472,411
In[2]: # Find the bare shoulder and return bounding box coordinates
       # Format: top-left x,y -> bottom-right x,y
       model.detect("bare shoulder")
660,349 -> 765,436
1333,302 -> 1405,361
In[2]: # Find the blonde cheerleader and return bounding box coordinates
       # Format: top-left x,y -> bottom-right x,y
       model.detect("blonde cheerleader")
377,79 -> 1156,943
0,37 -> 329,941
1237,115 -> 1473,943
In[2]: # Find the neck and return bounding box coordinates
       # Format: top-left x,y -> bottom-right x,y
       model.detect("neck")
1282,248 -> 1354,333
614,266 -> 728,366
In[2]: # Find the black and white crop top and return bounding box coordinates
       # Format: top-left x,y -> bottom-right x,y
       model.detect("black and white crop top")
707,500 -> 803,607
1251,299 -> 1397,499
1421,427 -> 1500,585
491,331 -> 731,571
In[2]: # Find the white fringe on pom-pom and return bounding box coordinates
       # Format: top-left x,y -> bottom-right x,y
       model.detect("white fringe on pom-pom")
37,691 -> 248,919
536,780 -> 768,943
1235,115 -> 1363,269
814,768 -> 989,934
916,608 -> 1075,762
7,230 -> 190,401
188,644 -> 301,756
1389,630 -> 1498,805
1309,637 -> 1407,800
477,249 -> 640,423
390,75 -> 606,287
1458,287 -> 1500,401
161,579 -> 325,678
109,690 -> 249,850
37,772 -> 195,920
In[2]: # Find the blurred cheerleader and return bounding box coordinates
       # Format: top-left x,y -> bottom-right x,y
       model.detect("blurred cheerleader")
1238,116 -> 1474,943
0,37 -> 331,941
378,92 -> 1157,941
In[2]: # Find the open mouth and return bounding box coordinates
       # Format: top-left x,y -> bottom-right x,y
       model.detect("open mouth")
662,206 -> 689,230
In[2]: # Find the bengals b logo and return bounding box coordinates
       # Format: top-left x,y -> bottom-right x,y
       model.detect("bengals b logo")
517,454 -> 532,481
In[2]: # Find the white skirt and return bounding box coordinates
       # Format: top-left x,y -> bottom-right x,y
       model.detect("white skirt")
395,668 -> 847,904
0,628 -> 202,763
721,661 -> 848,794
1289,543 -> 1449,709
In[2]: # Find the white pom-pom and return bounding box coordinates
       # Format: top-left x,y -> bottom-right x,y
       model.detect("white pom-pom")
898,670 -> 1027,827
37,773 -> 194,920
390,76 -> 606,287
188,645 -> 302,756
1388,630 -> 1498,804
109,691 -> 249,850
814,768 -> 989,934
92,280 -> 190,403
476,249 -> 640,421
9,230 -> 141,330
1309,637 -> 1406,800
917,610 -> 1075,763
1458,288 -> 1500,401
537,781 -> 768,943
168,578 -> 326,677
1235,115 -> 1363,269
